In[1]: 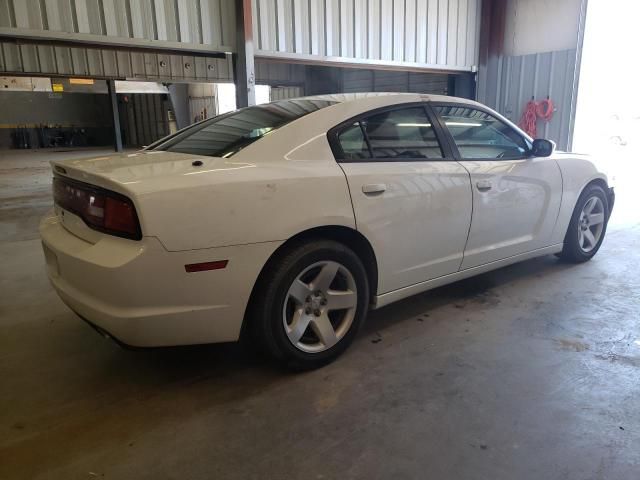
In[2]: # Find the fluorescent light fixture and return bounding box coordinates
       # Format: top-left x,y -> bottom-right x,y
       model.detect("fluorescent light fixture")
69,78 -> 94,85
115,81 -> 169,94
396,123 -> 432,127
445,121 -> 482,127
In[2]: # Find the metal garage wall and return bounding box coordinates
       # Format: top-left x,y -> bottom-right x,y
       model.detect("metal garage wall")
255,59 -> 305,85
343,69 -> 449,94
477,0 -> 584,151
189,95 -> 216,121
0,0 -> 235,53
0,41 -> 233,81
478,49 -> 577,150
252,0 -> 481,71
270,86 -> 303,100
120,93 -> 170,147
188,83 -> 216,122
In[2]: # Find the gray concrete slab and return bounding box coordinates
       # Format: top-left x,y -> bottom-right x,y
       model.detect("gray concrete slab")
1,148 -> 639,479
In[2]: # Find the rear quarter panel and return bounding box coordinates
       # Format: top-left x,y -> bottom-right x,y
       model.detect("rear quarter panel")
138,137 -> 354,252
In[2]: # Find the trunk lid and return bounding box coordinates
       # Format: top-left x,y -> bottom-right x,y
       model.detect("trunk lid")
50,150 -> 243,243
50,150 -> 232,195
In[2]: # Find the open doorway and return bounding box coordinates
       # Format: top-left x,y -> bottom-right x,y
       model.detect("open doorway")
573,0 -> 640,229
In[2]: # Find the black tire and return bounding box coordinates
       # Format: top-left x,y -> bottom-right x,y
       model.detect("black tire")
250,240 -> 369,370
559,183 -> 609,263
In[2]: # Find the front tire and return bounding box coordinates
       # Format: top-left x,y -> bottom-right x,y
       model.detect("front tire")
252,240 -> 369,370
559,184 -> 609,263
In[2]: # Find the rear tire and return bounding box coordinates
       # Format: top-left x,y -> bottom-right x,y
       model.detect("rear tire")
251,240 -> 369,370
559,184 -> 609,263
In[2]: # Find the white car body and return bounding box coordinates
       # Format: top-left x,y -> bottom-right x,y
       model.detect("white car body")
40,93 -> 611,348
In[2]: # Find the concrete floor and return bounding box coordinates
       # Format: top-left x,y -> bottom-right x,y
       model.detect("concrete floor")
1,147 -> 639,479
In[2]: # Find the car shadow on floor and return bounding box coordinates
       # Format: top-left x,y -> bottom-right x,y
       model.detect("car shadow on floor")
360,254 -> 576,337
106,253 -> 578,379
0,253 -> 585,477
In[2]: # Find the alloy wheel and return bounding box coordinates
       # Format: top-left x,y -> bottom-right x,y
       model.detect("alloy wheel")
578,196 -> 605,253
282,261 -> 358,353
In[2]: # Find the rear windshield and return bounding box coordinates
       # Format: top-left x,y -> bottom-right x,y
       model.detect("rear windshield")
151,99 -> 336,157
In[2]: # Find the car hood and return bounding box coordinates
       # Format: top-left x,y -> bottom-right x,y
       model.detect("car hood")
50,150 -> 258,195
554,150 -> 588,157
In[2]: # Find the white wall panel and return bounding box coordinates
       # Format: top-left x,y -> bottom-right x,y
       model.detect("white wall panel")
404,0 -> 416,63
504,0 -> 582,56
253,0 -> 481,71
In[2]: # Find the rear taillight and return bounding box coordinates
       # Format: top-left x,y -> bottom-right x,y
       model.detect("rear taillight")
53,176 -> 141,240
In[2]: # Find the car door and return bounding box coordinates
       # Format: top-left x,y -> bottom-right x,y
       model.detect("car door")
329,104 -> 473,294
431,103 -> 563,270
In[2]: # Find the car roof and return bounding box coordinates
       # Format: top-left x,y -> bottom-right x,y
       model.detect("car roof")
288,92 -> 484,108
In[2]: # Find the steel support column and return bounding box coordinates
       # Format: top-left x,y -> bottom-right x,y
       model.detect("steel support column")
234,0 -> 256,108
107,80 -> 123,152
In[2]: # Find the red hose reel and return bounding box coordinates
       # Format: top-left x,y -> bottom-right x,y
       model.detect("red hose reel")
519,97 -> 554,137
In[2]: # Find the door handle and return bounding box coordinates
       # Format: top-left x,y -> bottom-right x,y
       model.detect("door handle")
362,183 -> 387,195
476,180 -> 492,192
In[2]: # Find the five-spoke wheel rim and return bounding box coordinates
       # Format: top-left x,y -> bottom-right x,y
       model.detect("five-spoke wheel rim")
578,196 -> 605,253
282,261 -> 358,353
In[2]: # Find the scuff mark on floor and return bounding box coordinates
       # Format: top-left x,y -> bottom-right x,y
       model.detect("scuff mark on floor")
556,339 -> 591,352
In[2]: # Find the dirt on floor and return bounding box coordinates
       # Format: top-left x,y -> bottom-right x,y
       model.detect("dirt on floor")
1,147 -> 639,480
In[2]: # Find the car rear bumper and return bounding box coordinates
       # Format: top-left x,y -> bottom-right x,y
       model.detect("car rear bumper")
40,211 -> 279,347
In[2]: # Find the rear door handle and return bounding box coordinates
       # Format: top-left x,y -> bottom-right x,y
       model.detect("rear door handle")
362,183 -> 387,194
476,180 -> 492,192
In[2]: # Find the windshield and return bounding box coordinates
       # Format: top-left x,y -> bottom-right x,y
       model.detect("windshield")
152,99 -> 336,158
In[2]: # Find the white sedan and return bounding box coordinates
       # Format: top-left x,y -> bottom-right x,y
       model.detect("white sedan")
40,93 -> 614,369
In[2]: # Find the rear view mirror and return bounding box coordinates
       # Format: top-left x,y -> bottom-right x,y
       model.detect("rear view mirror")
531,139 -> 555,157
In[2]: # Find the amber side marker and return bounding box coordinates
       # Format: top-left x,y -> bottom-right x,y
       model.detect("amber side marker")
184,260 -> 228,273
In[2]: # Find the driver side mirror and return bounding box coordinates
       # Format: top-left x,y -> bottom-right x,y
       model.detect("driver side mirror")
530,138 -> 555,158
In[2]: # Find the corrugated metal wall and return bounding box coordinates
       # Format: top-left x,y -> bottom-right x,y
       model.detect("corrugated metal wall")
343,69 -> 449,94
0,44 -> 308,84
0,41 -> 233,80
120,93 -> 170,147
188,96 -> 216,122
252,0 -> 481,71
478,49 -> 578,150
0,0 -> 235,52
188,82 -> 216,122
270,86 -> 303,100
1,0 -> 483,81
255,59 -> 306,85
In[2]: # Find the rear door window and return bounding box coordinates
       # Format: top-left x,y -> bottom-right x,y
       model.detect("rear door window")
335,106 -> 444,160
338,123 -> 369,159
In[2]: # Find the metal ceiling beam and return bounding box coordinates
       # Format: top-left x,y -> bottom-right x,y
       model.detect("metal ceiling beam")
0,30 -> 229,58
256,51 -> 474,74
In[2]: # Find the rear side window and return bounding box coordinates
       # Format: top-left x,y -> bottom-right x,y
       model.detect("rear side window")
336,106 -> 444,160
434,105 -> 531,159
153,99 -> 335,157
